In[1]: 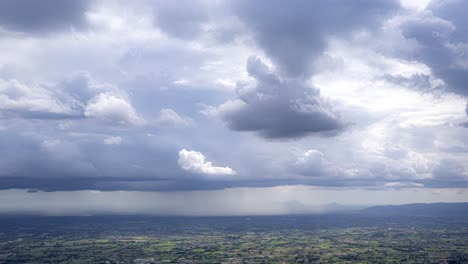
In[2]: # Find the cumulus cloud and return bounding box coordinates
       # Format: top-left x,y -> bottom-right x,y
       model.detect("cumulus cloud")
84,93 -> 145,126
60,71 -> 118,103
0,0 -> 91,33
157,108 -> 194,126
209,0 -> 399,138
216,57 -> 344,138
233,0 -> 400,78
61,73 -> 145,126
0,72 -> 145,126
178,149 -> 236,176
103,136 -> 122,145
0,79 -> 74,118
397,0 -> 468,104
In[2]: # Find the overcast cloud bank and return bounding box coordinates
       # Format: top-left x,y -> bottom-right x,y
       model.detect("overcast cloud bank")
0,0 -> 468,214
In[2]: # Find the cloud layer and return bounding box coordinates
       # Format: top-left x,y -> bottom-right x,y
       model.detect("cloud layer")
0,0 -> 467,197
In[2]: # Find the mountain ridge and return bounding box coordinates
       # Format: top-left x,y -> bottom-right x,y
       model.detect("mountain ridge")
361,202 -> 468,217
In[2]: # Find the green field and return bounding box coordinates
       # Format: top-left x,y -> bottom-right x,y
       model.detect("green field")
0,215 -> 467,263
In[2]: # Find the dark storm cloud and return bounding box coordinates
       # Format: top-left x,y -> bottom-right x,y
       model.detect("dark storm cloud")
233,0 -> 401,78
220,57 -> 344,139
0,0 -> 91,33
214,0 -> 400,139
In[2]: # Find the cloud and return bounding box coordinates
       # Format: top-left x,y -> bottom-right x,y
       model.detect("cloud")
0,0 -> 91,33
215,57 -> 344,138
103,136 -> 122,145
432,159 -> 467,180
208,0 -> 399,138
0,79 -> 74,118
0,72 -> 144,125
60,71 -> 118,103
157,108 -> 194,126
398,1 -> 468,98
151,0 -> 242,44
61,72 -> 145,126
383,73 -> 436,91
384,182 -> 424,188
0,0 -> 468,195
178,149 -> 236,176
233,0 -> 400,78
153,0 -> 209,39
84,93 -> 145,126
36,138 -> 98,177
294,150 -> 351,178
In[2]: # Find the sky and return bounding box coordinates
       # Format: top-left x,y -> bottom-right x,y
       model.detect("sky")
0,0 -> 468,216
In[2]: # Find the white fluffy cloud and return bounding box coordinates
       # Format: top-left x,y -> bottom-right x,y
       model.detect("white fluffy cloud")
157,108 -> 193,126
84,93 -> 144,126
178,149 -> 236,176
0,79 -> 73,117
0,72 -> 146,127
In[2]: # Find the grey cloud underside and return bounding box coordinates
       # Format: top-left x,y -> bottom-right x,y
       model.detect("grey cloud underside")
0,0 -> 90,33
233,0 -> 400,78
1,117 -> 466,192
429,0 -> 468,43
383,73 -> 435,91
151,0 -> 241,43
1,126 -> 466,192
399,0 -> 468,98
215,0 -> 400,138
224,105 -> 343,139
153,0 -> 208,39
2,177 -> 467,192
219,57 -> 344,139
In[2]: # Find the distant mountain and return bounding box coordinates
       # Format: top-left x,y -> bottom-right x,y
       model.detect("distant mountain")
361,203 -> 468,217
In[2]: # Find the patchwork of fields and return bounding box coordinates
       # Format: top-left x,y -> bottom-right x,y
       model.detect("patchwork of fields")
0,214 -> 467,263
